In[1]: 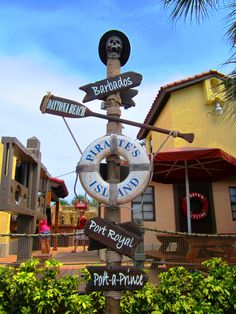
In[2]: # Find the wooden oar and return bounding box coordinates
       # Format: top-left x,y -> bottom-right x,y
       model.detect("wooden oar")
40,94 -> 194,143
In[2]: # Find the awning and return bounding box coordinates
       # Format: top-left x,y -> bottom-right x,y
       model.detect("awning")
152,147 -> 236,184
49,177 -> 69,200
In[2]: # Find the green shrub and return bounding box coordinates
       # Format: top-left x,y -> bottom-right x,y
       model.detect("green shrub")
0,258 -> 235,313
120,258 -> 236,314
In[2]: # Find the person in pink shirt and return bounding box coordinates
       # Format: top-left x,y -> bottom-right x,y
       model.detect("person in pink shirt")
39,218 -> 51,254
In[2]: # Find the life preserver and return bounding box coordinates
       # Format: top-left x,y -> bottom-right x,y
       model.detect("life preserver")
182,192 -> 208,220
77,134 -> 151,205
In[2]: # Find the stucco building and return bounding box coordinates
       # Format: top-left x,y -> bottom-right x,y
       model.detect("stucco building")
132,70 -> 236,243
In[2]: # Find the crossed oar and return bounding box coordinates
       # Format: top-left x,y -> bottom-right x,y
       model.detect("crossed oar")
40,93 -> 194,143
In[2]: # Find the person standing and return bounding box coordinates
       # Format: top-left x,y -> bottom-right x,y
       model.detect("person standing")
39,218 -> 51,254
72,210 -> 88,253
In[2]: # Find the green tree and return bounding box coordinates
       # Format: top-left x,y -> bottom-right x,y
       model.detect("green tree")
59,199 -> 69,205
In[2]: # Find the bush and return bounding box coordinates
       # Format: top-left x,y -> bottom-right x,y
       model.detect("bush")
0,259 -> 101,314
121,258 -> 236,314
0,258 -> 235,313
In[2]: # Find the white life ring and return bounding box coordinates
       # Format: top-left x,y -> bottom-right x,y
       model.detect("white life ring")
77,134 -> 151,205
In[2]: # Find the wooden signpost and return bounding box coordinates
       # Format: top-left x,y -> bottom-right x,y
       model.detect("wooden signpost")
86,266 -> 148,292
39,30 -> 195,313
79,71 -> 142,103
120,89 -> 138,108
84,217 -> 142,259
40,94 -> 194,143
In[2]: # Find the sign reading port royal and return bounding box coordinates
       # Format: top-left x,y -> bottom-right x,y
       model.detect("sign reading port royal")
84,217 -> 142,259
79,71 -> 142,103
86,266 -> 148,292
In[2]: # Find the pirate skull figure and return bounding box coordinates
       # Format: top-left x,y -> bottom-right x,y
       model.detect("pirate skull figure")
106,36 -> 123,59
99,30 -> 130,66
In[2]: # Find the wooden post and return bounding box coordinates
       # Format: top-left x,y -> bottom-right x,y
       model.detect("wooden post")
104,58 -> 122,314
53,200 -> 60,251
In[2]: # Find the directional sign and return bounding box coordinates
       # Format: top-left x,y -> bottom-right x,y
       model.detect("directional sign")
86,266 -> 148,291
120,89 -> 138,108
40,94 -> 195,143
40,94 -> 86,118
79,71 -> 142,103
84,217 -> 142,259
87,220 -> 143,252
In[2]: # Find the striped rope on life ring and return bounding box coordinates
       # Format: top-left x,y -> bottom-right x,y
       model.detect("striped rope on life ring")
182,192 -> 208,220
77,134 -> 151,205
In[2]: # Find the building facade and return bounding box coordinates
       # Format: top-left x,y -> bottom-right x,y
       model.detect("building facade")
133,70 -> 236,241
0,136 -> 68,260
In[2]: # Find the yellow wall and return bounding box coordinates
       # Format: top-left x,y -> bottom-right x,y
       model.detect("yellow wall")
143,75 -> 236,237
0,142 -> 11,253
0,140 -> 15,236
149,77 -> 236,156
0,212 -> 11,256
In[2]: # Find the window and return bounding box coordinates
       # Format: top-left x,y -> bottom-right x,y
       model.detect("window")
132,186 -> 155,221
229,187 -> 236,220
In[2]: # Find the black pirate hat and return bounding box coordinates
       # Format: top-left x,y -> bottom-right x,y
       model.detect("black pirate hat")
98,30 -> 131,66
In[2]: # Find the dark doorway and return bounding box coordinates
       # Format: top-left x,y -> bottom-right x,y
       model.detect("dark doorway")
174,183 -> 216,234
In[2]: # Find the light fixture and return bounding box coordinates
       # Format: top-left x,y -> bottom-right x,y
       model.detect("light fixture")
207,102 -> 224,116
213,102 -> 223,115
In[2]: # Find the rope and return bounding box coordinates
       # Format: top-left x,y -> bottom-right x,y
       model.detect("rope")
143,227 -> 236,238
104,290 -> 122,300
0,233 -> 77,237
55,170 -> 75,178
62,117 -> 83,154
153,130 -> 174,160
2,229 -> 235,238
105,250 -> 122,263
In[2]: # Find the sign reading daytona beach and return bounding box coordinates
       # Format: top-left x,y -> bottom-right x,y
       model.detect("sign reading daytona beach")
40,94 -> 86,118
77,134 -> 151,205
79,71 -> 142,103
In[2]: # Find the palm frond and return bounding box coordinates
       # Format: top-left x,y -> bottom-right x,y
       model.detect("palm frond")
220,69 -> 236,123
225,2 -> 236,47
163,0 -> 220,22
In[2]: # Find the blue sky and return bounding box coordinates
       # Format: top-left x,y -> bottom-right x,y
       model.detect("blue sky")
0,1 -> 233,202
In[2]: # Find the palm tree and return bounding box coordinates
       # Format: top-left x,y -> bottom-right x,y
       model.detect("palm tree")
162,0 -> 236,113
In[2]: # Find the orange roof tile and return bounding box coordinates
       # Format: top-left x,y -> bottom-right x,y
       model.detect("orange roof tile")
137,70 -> 225,139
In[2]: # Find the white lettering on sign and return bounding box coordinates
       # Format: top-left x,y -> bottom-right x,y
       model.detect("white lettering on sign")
89,177 -> 140,198
93,271 -> 110,286
47,99 -> 86,117
91,76 -> 132,96
78,134 -> 151,205
88,220 -> 135,250
85,138 -> 140,162
92,270 -> 144,287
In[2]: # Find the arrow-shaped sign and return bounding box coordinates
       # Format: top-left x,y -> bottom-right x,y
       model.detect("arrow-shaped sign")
40,94 -> 195,143
79,71 -> 142,103
120,89 -> 138,108
86,266 -> 148,291
84,217 -> 142,259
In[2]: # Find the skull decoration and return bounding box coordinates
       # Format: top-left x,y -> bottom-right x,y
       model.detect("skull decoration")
106,36 -> 123,59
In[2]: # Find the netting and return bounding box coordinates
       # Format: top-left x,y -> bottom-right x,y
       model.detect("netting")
144,228 -> 236,272
0,229 -> 235,284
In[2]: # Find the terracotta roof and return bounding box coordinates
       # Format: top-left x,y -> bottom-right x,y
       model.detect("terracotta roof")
137,70 -> 225,139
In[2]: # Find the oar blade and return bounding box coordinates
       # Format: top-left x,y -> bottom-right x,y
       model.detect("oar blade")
40,94 -> 90,118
